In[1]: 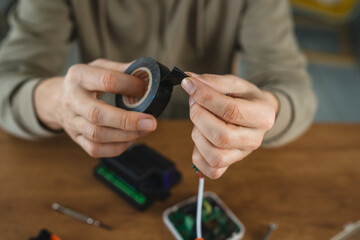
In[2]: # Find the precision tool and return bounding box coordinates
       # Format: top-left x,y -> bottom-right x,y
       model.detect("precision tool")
263,222 -> 278,240
52,203 -> 112,230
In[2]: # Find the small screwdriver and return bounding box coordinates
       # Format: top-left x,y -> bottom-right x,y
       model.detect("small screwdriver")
52,202 -> 112,230
263,222 -> 278,240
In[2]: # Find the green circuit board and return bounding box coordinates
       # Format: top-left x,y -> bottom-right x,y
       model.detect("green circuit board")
168,196 -> 241,240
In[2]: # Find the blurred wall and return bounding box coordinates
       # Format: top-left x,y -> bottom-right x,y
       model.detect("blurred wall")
292,1 -> 360,122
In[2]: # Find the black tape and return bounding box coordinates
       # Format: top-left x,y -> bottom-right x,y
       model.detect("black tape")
115,57 -> 188,118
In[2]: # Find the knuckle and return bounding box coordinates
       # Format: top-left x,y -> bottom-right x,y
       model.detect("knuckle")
100,72 -> 117,91
87,143 -> 100,158
209,152 -> 225,169
190,105 -> 202,123
202,74 -> 215,82
63,113 -> 72,125
197,92 -> 212,107
212,131 -> 231,148
116,143 -> 129,155
232,76 -> 249,89
257,103 -> 276,130
247,136 -> 263,150
208,168 -> 222,180
224,74 -> 237,83
263,110 -> 276,130
191,128 -> 198,142
90,58 -> 105,66
87,125 -> 101,142
67,65 -> 78,75
192,151 -> 202,165
254,136 -> 263,149
66,64 -> 82,82
113,62 -> 124,70
222,102 -> 241,122
61,95 -> 72,109
119,113 -> 131,130
87,105 -> 102,124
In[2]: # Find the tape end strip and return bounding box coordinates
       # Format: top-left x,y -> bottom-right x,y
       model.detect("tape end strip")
165,67 -> 188,86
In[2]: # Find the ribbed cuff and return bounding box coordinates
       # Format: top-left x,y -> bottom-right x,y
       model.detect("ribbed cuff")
12,78 -> 57,138
262,90 -> 293,147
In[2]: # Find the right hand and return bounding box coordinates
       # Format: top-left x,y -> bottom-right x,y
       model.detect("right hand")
34,59 -> 157,158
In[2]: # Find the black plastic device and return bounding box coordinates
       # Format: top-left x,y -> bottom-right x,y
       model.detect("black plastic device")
94,144 -> 181,211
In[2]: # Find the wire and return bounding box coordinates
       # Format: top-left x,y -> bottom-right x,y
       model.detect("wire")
196,173 -> 204,240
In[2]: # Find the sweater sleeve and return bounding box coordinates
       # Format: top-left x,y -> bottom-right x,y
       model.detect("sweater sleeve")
0,0 -> 73,139
238,0 -> 317,147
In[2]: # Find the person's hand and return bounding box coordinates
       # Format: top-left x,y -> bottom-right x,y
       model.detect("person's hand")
34,59 -> 157,157
181,73 -> 278,179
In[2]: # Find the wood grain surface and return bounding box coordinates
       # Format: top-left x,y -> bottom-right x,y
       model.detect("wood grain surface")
0,121 -> 359,240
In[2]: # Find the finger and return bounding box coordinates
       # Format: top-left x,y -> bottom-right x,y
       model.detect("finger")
185,72 -> 261,98
66,64 -> 146,97
76,135 -> 133,158
89,58 -> 133,72
68,116 -> 148,143
182,77 -> 266,127
191,127 -> 247,169
68,91 -> 157,131
192,146 -> 228,179
190,103 -> 263,150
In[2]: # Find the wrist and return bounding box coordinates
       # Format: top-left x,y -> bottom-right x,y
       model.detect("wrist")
34,77 -> 64,131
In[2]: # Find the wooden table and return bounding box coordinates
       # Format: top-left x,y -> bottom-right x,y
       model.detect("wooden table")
1,121 -> 360,240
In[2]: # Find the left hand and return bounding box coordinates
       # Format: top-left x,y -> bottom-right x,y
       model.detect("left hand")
181,73 -> 278,179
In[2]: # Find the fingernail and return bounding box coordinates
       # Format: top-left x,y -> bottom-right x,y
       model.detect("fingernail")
139,119 -> 155,131
186,72 -> 201,78
189,96 -> 195,107
181,78 -> 195,95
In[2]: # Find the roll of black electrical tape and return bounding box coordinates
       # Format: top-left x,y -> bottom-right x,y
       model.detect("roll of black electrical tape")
115,57 -> 188,118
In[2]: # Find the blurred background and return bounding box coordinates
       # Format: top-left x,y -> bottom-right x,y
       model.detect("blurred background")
1,0 -> 359,122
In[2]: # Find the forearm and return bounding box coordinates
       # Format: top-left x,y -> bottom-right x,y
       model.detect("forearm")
0,74 -> 57,139
0,0 -> 73,139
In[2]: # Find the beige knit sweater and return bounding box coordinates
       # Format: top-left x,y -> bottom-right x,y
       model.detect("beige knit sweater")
0,0 -> 317,147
